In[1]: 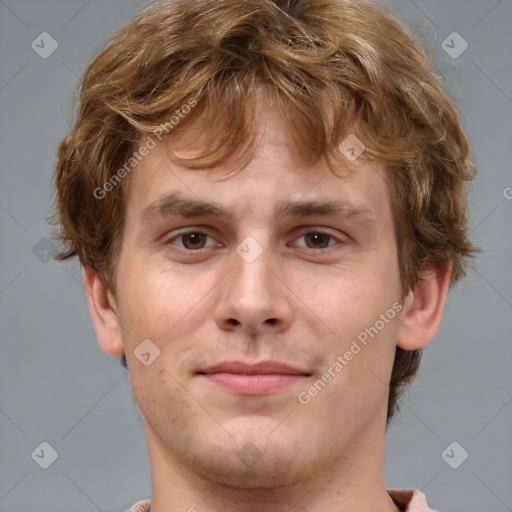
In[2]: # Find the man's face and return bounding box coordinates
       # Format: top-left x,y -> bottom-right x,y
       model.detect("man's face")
114,105 -> 404,488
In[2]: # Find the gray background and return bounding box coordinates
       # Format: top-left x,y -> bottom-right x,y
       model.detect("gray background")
0,1 -> 511,511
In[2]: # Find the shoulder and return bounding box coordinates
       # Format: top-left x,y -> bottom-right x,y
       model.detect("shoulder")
388,488 -> 440,512
126,500 -> 151,512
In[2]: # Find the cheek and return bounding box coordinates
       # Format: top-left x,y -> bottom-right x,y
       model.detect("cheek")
311,267 -> 400,341
302,257 -> 402,400
130,365 -> 199,431
117,259 -> 207,338
116,262 -> 225,378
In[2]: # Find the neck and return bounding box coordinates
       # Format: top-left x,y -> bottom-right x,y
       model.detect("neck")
144,414 -> 400,512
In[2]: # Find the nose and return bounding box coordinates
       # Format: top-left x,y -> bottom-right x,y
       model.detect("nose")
213,242 -> 293,336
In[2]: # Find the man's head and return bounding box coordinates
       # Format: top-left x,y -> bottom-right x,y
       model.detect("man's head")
53,0 -> 475,462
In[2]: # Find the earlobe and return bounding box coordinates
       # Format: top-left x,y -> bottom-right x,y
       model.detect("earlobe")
83,267 -> 125,356
396,262 -> 452,351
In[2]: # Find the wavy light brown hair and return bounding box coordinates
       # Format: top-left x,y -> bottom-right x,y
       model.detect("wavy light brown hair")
52,0 -> 477,424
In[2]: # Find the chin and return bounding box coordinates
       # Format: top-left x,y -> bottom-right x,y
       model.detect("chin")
194,449 -> 309,489
184,427 -> 316,489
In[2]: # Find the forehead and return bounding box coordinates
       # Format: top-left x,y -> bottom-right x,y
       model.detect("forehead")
123,104 -> 390,225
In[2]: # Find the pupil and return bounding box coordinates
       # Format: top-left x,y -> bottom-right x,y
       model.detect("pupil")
307,233 -> 328,248
186,233 -> 204,248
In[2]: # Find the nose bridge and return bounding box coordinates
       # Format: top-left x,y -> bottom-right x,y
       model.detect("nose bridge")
213,235 -> 293,333
230,237 -> 279,306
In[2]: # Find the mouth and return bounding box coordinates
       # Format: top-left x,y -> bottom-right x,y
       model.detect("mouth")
197,360 -> 311,395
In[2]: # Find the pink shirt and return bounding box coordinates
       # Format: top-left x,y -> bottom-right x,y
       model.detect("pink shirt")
127,489 -> 438,511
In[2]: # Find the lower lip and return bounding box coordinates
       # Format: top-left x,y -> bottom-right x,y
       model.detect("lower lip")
201,373 -> 309,394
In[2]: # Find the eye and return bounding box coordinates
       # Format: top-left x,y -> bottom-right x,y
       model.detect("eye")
291,231 -> 343,250
168,231 -> 218,250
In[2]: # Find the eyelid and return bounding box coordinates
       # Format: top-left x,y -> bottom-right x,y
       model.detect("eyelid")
165,228 -> 221,250
163,226 -> 347,252
289,228 -> 347,250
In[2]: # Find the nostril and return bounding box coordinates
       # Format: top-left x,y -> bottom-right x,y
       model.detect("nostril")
265,318 -> 278,325
227,318 -> 240,326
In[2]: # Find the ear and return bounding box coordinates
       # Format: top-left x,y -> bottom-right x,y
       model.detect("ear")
396,261 -> 452,350
83,267 -> 125,356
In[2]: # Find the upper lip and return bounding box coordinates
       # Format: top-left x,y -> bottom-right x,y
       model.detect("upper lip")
198,360 -> 310,376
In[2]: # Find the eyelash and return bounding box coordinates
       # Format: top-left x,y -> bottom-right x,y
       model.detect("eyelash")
165,229 -> 345,253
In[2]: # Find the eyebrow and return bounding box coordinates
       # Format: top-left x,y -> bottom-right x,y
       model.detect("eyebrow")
141,193 -> 232,221
275,199 -> 375,224
140,193 -> 375,224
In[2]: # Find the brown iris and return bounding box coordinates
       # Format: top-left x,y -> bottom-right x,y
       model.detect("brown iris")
181,232 -> 207,249
304,232 -> 331,249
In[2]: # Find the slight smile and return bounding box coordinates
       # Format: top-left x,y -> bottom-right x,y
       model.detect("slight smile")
197,360 -> 312,395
